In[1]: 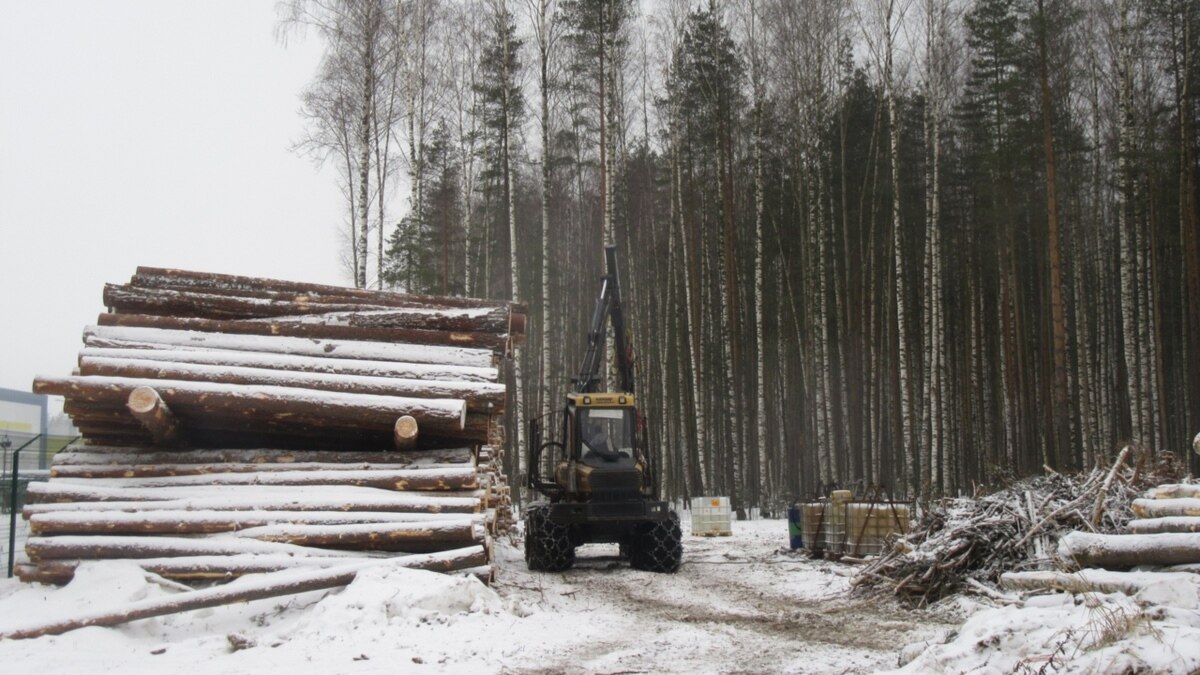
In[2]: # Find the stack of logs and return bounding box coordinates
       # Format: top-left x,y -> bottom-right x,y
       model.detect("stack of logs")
21,267 -> 524,585
1056,482 -> 1200,570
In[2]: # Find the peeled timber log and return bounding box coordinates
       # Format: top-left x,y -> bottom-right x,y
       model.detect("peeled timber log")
35,376 -> 468,434
49,461 -> 461,479
97,312 -> 508,351
84,324 -> 495,368
80,346 -> 498,383
1146,484 -> 1200,500
126,386 -> 181,446
1127,517 -> 1200,534
50,445 -> 475,466
28,509 -> 492,536
2,548 -> 488,638
24,534 -> 377,562
394,415 -> 419,450
232,520 -> 484,553
1132,498 -> 1200,519
79,356 -> 505,412
1058,531 -> 1200,569
17,546 -> 490,585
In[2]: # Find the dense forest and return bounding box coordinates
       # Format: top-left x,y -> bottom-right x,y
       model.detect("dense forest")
281,0 -> 1199,512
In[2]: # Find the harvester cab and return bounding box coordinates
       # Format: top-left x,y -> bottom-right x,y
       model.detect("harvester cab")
523,245 -> 682,573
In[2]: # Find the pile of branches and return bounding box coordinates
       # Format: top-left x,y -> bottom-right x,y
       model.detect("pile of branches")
852,450 -> 1187,606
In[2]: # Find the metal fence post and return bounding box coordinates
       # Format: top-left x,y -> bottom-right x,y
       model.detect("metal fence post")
8,434 -> 42,579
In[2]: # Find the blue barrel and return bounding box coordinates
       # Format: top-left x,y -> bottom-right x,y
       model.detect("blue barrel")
786,505 -> 803,549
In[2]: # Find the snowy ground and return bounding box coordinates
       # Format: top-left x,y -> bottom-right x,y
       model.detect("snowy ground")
0,518 -> 960,673
5,516 -> 1199,673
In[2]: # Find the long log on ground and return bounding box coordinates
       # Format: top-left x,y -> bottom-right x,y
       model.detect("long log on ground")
1146,484 -> 1200,500
1127,517 -> 1200,534
1001,569 -> 1200,595
84,325 -> 495,368
23,482 -> 484,512
28,509 -> 493,536
51,466 -> 480,491
79,356 -> 506,412
131,266 -> 514,310
2,548 -> 488,639
81,345 -> 497,383
49,460 -> 468,479
126,386 -> 182,446
1132,498 -> 1200,518
51,445 -> 474,466
255,306 -> 515,335
24,534 -> 383,562
233,520 -> 484,553
1058,531 -> 1200,569
97,313 -> 509,351
35,376 -> 468,433
17,546 -> 490,585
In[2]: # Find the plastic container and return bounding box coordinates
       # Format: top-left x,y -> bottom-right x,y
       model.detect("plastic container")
690,496 -> 732,536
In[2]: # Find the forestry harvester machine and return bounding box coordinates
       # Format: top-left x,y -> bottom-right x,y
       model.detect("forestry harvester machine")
524,245 -> 682,573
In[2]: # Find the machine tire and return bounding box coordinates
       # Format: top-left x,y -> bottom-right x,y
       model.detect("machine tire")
524,503 -> 575,572
629,511 -> 682,573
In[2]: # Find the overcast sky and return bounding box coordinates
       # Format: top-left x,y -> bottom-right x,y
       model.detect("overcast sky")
0,1 -> 349,412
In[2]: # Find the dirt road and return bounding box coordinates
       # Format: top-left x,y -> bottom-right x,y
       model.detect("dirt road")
492,519 -> 958,674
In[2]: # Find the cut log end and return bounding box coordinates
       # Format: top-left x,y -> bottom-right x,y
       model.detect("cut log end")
126,386 -> 181,446
393,415 -> 419,450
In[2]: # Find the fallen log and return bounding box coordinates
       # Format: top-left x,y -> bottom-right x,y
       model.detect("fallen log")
1132,498 -> 1200,519
79,356 -> 506,412
23,482 -> 484,512
80,346 -> 498,383
1058,531 -> 1200,569
232,520 -> 485,553
50,466 -> 480,491
28,509 -> 493,536
127,387 -> 182,446
1,548 -> 488,639
50,445 -> 474,467
17,546 -> 490,585
97,312 -> 509,351
84,325 -> 495,368
1092,445 -> 1133,527
35,376 -> 469,433
1001,569 -> 1200,596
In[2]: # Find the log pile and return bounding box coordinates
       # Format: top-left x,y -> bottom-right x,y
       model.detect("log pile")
1057,481 -> 1200,570
852,450 -> 1186,606
22,268 -> 522,585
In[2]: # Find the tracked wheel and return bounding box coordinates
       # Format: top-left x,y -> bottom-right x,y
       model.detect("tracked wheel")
524,502 -> 575,572
629,511 -> 682,573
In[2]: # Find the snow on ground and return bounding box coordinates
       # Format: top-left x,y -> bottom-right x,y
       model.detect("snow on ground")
0,518 -> 960,673
6,514 -> 1199,672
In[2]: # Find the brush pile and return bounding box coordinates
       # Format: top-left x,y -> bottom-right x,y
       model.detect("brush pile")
852,449 -> 1187,606
19,267 -> 524,585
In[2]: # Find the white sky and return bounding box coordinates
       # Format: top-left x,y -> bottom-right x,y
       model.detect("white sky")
0,1 -> 349,412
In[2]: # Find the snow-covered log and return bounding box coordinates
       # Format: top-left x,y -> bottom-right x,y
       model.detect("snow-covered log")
80,346 -> 499,383
50,445 -> 474,467
16,546 -> 490,585
231,520 -> 485,553
35,376 -> 469,433
103,283 -> 393,320
48,460 -> 464,480
83,325 -> 495,368
1145,484 -> 1200,500
28,509 -> 492,536
1001,568 -> 1200,596
1132,498 -> 1200,518
97,312 -> 509,351
1058,531 -> 1200,569
23,482 -> 484,512
79,356 -> 505,411
1127,517 -> 1200,534
3,548 -> 489,638
24,534 -> 378,562
49,466 -> 481,491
